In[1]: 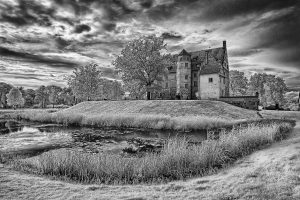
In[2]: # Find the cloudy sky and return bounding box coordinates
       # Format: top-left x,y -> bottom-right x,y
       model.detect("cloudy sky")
0,0 -> 299,90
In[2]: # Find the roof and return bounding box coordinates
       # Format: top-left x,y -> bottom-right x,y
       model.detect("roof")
178,49 -> 191,56
190,47 -> 225,64
200,64 -> 220,75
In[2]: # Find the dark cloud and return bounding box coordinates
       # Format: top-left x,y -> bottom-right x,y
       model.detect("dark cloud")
0,47 -> 76,68
140,0 -> 154,9
161,32 -> 183,40
54,37 -> 71,49
0,0 -> 55,26
251,6 -> 300,67
102,22 -> 116,32
74,24 -> 91,33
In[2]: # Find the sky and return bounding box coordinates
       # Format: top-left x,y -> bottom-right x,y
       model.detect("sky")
0,0 -> 299,90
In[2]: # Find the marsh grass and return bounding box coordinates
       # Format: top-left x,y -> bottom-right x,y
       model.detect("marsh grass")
12,121 -> 294,184
16,110 -> 242,130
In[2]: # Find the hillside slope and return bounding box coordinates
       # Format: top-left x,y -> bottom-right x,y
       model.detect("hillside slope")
60,100 -> 259,120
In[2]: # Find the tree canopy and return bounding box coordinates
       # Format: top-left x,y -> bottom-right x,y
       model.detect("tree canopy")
229,70 -> 248,96
68,63 -> 103,101
6,87 -> 24,109
113,35 -> 173,100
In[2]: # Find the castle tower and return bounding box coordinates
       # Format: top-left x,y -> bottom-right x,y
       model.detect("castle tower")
176,49 -> 191,99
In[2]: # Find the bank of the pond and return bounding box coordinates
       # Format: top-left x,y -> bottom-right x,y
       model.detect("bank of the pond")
12,120 -> 294,184
15,100 -> 261,131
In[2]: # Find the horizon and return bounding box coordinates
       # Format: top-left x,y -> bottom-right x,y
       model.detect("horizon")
0,0 -> 299,90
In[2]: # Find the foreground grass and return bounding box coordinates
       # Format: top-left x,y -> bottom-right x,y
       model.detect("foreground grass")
12,121 -> 294,184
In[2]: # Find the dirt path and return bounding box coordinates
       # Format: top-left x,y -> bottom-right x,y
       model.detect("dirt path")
1,118 -> 300,200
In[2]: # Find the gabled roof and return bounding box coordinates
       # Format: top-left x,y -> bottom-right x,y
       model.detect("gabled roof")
200,64 -> 220,75
178,49 -> 191,56
190,47 -> 225,64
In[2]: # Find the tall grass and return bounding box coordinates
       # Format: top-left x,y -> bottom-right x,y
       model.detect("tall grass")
16,110 -> 241,131
12,121 -> 294,184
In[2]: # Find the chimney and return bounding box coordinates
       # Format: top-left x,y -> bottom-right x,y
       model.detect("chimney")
223,40 -> 226,49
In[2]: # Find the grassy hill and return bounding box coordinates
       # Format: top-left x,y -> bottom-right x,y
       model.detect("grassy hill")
61,100 -> 259,120
18,100 -> 260,130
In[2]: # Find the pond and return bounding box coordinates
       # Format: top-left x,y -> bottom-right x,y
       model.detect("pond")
0,119 -> 208,157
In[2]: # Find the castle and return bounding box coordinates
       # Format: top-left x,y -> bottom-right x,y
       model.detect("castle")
161,41 -> 230,100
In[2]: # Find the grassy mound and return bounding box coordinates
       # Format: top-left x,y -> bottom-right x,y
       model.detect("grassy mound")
62,100 -> 259,119
12,120 -> 294,184
17,100 -> 260,131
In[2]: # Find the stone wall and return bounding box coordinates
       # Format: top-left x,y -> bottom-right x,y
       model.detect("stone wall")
220,96 -> 259,110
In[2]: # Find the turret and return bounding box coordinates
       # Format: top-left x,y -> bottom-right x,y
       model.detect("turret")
176,49 -> 191,99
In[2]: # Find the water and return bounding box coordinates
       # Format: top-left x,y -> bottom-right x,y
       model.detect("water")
0,119 -> 207,156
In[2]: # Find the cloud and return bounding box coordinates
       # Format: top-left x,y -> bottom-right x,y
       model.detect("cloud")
0,47 -> 77,68
74,24 -> 91,33
230,49 -> 264,57
161,32 -> 183,40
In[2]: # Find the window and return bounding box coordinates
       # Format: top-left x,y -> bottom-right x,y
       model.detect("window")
193,73 -> 197,78
185,84 -> 188,89
180,57 -> 183,61
223,78 -> 225,84
166,82 -> 168,88
209,78 -> 213,83
185,75 -> 188,79
194,81 -> 197,87
185,63 -> 188,68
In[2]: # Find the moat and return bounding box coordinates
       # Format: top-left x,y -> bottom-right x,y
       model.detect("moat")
0,119 -> 207,157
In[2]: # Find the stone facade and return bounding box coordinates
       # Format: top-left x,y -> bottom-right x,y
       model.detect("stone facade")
162,41 -> 230,100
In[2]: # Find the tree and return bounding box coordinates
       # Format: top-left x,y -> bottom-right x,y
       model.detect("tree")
229,70 -> 248,96
35,85 -> 49,108
248,73 -> 287,107
68,63 -> 103,101
24,89 -> 36,107
6,87 -> 24,109
47,85 -> 62,108
123,80 -> 147,99
113,35 -> 173,100
0,82 -> 13,108
60,87 -> 75,105
100,79 -> 124,100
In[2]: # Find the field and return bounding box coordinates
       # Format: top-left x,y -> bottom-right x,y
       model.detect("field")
16,100 -> 261,130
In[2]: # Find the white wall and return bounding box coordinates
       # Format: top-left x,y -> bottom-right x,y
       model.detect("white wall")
199,74 -> 220,99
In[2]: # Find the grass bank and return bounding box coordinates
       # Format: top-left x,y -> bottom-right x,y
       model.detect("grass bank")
15,100 -> 261,131
12,120 -> 294,184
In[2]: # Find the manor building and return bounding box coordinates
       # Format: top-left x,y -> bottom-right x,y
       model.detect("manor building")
162,41 -> 230,100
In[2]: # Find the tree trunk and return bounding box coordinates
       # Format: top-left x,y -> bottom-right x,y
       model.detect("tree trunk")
147,91 -> 151,100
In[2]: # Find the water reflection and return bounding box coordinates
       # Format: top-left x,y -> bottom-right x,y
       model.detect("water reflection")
0,120 -> 207,156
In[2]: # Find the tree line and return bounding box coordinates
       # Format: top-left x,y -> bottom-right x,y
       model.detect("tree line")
229,70 -> 291,108
0,64 -> 124,109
